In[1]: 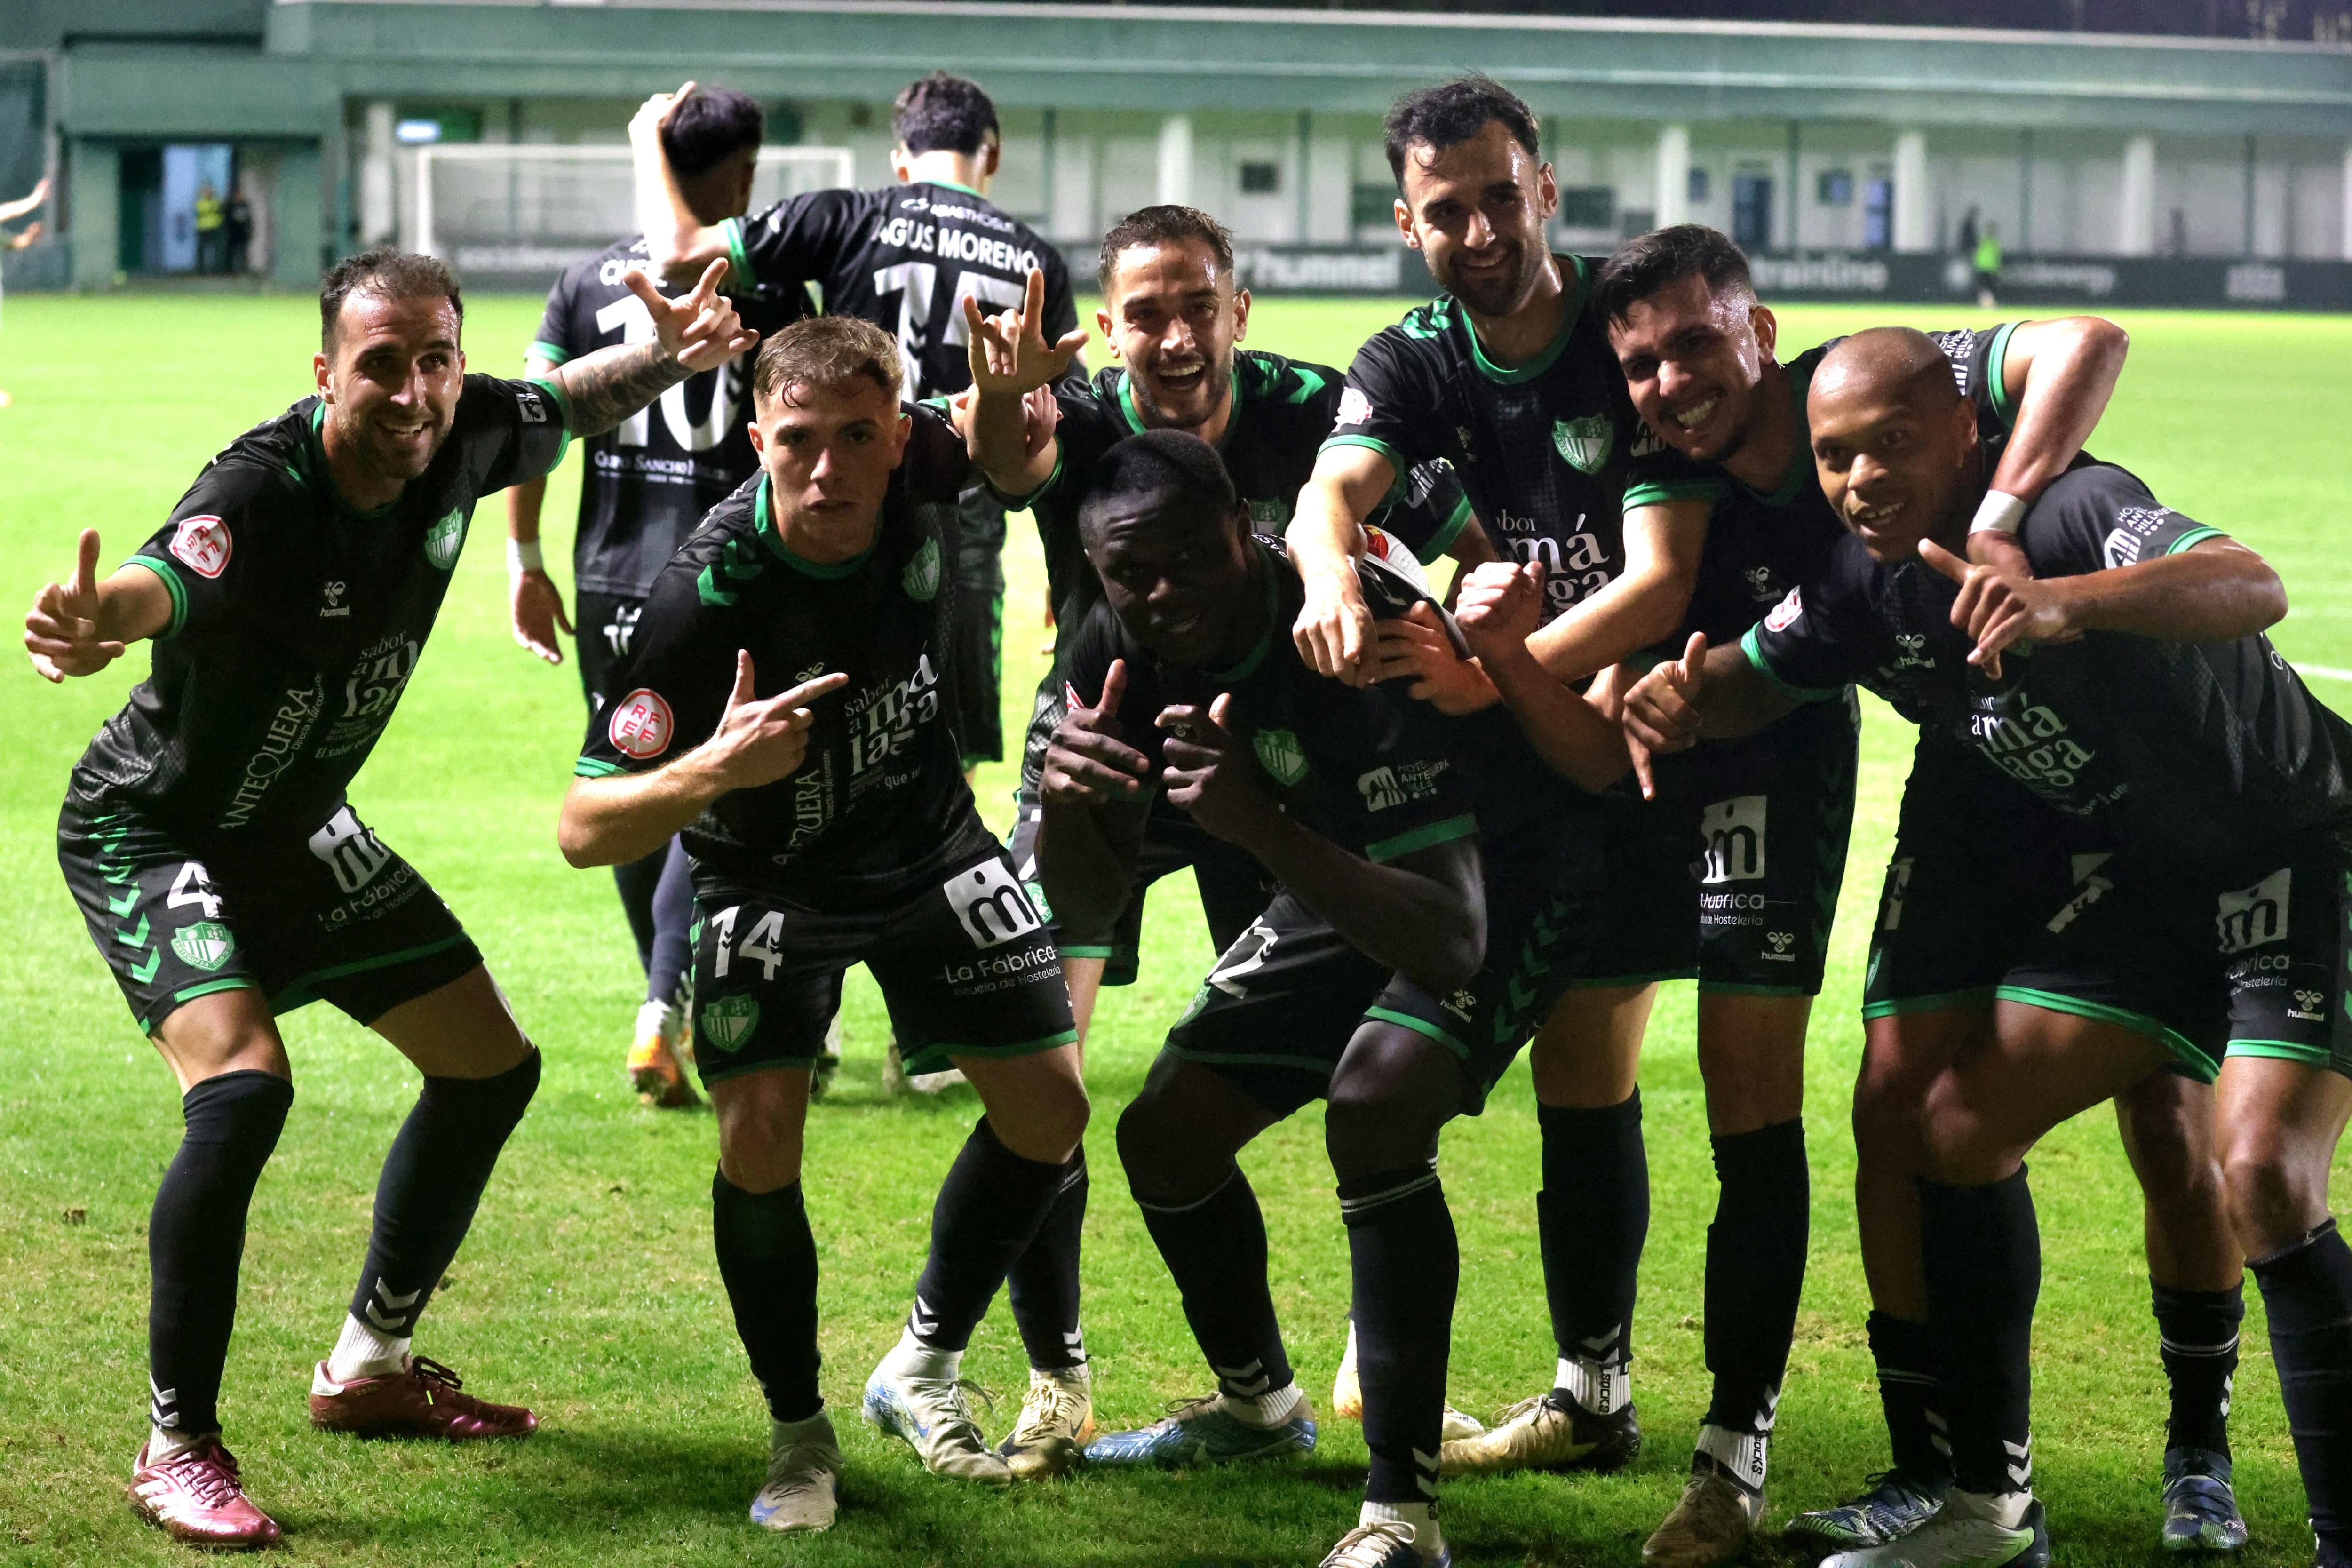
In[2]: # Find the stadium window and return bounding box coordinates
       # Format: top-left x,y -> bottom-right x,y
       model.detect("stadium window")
1351,183 -> 1397,229
1687,168 -> 1710,204
1557,186 -> 1615,229
1863,177 -> 1892,250
1817,169 -> 1855,207
1240,161 -> 1280,195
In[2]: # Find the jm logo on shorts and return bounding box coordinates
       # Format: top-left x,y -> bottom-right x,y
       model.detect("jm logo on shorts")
308,805 -> 394,894
1697,796 -> 1768,884
2217,868 -> 2290,955
944,860 -> 1043,949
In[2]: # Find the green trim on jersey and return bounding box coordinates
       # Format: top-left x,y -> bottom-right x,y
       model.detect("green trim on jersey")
1317,433 -> 1409,502
927,178 -> 986,199
720,216 -> 753,291
1984,321 -> 2021,428
1861,986 -> 1999,1020
2225,1038 -> 2331,1067
573,757 -> 625,779
1463,253 -> 1585,386
1623,477 -> 1728,511
138,976 -> 260,1035
1740,623 -> 1842,703
526,340 -> 572,368
1365,812 -> 1478,864
1993,983 -> 2217,1082
270,931 -> 476,1014
527,375 -> 574,475
1419,493 -> 1474,563
754,478 -> 878,579
122,556 -> 189,640
2166,526 -> 2226,556
1364,1004 -> 1472,1059
1057,944 -> 1117,959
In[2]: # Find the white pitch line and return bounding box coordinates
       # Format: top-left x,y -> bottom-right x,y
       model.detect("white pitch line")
2296,664 -> 2352,682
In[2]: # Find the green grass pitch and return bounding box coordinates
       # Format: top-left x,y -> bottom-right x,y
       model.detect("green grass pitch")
1,292 -> 2349,1567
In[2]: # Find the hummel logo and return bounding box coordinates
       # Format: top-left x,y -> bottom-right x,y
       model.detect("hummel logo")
2003,1435 -> 2034,1487
909,1295 -> 940,1337
366,1279 -> 422,1330
2293,989 -> 2328,1021
319,580 -> 350,618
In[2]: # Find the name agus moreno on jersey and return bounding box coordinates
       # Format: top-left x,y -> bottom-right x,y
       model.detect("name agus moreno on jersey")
870,207 -> 1042,276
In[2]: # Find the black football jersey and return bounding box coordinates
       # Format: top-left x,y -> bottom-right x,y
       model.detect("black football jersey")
573,404 -> 994,906
723,182 -> 1075,401
531,235 -> 812,598
1622,323 -> 2027,650
1323,255 -> 1640,625
1012,349 -> 1476,650
72,379 -> 570,835
1745,462 -> 2352,868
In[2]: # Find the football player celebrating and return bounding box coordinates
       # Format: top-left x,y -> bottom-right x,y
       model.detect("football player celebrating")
558,317 -> 1087,1531
24,246 -> 754,1548
1624,327 -> 2348,1568
1048,430 -> 1625,1568
509,84 -> 812,1108
1585,227 -> 2236,1562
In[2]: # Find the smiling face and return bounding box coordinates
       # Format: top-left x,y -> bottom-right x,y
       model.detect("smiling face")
1083,496 -> 1254,669
1394,119 -> 1557,320
314,290 -> 466,487
749,374 -> 912,552
1608,271 -> 1777,465
1807,347 -> 1982,565
1097,238 -> 1248,433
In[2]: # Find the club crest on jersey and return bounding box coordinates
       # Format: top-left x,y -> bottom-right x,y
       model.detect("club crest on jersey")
1764,589 -> 1804,632
170,921 -> 236,973
699,994 -> 760,1052
1552,415 -> 1614,475
1336,387 -> 1373,429
170,515 -> 232,579
902,536 -> 942,601
1253,728 -> 1309,787
608,689 -> 675,760
424,509 -> 467,571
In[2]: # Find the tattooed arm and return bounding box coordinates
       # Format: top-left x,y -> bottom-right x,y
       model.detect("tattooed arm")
546,258 -> 758,437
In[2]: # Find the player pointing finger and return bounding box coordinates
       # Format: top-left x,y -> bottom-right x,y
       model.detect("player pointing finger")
1042,658 -> 1151,804
25,528 -> 146,682
1918,535 -> 2079,681
1620,631 -> 1711,796
701,651 -> 848,791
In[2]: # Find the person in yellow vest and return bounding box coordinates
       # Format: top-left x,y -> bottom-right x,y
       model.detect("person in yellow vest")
195,183 -> 226,274
1974,221 -> 2004,309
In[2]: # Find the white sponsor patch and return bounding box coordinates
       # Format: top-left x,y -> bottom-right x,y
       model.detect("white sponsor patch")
170,515 -> 232,579
942,858 -> 1043,949
608,688 -> 675,760
1696,794 -> 1768,884
2216,868 -> 2291,955
1358,767 -> 1407,812
307,804 -> 393,894
1763,587 -> 1803,633
1336,387 -> 1373,429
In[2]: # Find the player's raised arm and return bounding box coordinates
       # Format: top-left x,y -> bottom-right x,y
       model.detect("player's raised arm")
1518,497 -> 1711,685
1288,442 -> 1399,684
542,261 -> 755,438
24,529 -> 173,683
1971,315 -> 2130,528
962,268 -> 1086,498
630,82 -> 735,285
1620,632 -> 1791,775
1453,560 -> 1630,793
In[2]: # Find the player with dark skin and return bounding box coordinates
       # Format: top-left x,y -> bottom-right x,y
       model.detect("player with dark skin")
1624,328 -> 2311,1568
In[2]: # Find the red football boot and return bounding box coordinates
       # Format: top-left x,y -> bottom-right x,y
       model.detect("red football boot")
309,1356 -> 538,1441
128,1435 -> 283,1549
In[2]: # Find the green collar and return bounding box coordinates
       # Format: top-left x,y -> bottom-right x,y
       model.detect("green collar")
1115,364 -> 1244,450
1464,253 -> 1585,386
755,478 -> 878,578
1204,543 -> 1281,685
926,178 -> 985,199
304,401 -> 401,519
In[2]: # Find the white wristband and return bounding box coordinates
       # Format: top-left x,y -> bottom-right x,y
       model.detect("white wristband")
1970,490 -> 2028,537
507,538 -> 546,575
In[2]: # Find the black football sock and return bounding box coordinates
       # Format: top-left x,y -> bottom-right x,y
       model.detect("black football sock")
646,837 -> 694,1007
1701,1118 -> 1809,1441
712,1170 -> 823,1422
346,1051 -> 540,1340
1919,1169 -> 2040,1497
1343,1164 -> 1456,1509
1006,1149 -> 1089,1371
906,1116 -> 1064,1352
2153,1281 -> 2243,1457
1538,1092 -> 1647,1403
612,844 -> 666,978
149,1070 -> 294,1442
1136,1165 -> 1295,1400
2250,1219 -> 2352,1554
1868,1310 -> 1951,1485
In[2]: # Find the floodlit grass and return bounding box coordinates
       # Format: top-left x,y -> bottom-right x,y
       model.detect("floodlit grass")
1,292 -> 2349,1566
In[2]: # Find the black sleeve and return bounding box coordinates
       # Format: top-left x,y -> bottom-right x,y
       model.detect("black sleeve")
1740,563 -> 1874,702
527,266 -> 578,366
463,374 -> 572,495
125,459 -> 278,642
1324,328 -> 1445,482
572,559 -> 737,778
2019,464 -> 2227,579
725,190 -> 866,291
1930,323 -> 2022,437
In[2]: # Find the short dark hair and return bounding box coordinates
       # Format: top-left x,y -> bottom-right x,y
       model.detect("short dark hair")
753,315 -> 903,407
662,87 -> 765,181
1097,205 -> 1235,295
319,246 -> 462,347
1078,430 -> 1240,542
1383,76 -> 1542,187
892,72 -> 998,157
1590,224 -> 1755,329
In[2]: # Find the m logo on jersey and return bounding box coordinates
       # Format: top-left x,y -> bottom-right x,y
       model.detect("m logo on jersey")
1552,415 -> 1614,475
608,689 -> 675,760
424,509 -> 467,571
902,536 -> 942,601
1696,795 -> 1768,884
1253,729 -> 1309,787
1336,388 -> 1374,429
1764,589 -> 1804,633
1358,767 -> 1407,812
943,859 -> 1043,949
170,515 -> 232,579
2217,868 -> 2290,955
699,994 -> 760,1052
170,921 -> 236,973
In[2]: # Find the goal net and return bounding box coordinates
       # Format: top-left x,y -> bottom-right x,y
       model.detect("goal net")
404,143 -> 856,288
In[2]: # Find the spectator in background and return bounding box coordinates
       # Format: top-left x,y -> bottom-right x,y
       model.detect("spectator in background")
1974,219 -> 2003,308
1956,202 -> 1980,256
0,174 -> 50,410
224,185 -> 254,276
195,183 -> 225,274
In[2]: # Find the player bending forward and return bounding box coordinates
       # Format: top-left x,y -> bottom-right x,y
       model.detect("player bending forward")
1047,430 -> 1625,1568
1627,327 -> 2349,1568
24,246 -> 754,1548
558,316 -> 1087,1532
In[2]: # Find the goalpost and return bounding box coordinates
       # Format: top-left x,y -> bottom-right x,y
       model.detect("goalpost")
405,143 -> 857,284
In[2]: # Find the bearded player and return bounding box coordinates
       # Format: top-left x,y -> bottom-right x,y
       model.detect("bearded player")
25,246 -> 755,1547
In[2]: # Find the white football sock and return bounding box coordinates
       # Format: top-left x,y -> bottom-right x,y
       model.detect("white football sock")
326,1312 -> 409,1384
880,1327 -> 961,1383
1947,1485 -> 2036,1531
1361,1499 -> 1446,1563
1697,1421 -> 1769,1492
146,1423 -> 209,1464
635,998 -> 674,1042
1221,1380 -> 1307,1428
1559,1354 -> 1630,1415
771,1407 -> 835,1449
